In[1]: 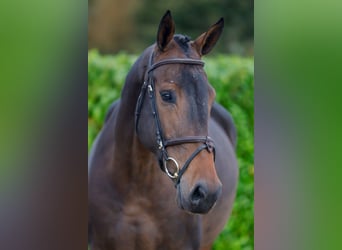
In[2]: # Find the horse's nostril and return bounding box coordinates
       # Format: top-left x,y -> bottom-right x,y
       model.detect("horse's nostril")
191,185 -> 207,203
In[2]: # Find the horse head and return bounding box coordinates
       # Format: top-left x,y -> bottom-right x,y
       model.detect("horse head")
135,10 -> 224,214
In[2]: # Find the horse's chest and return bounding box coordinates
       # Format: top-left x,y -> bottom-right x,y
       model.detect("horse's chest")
114,205 -> 161,249
112,202 -> 198,250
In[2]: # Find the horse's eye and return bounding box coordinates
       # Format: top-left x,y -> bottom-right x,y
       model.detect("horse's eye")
160,90 -> 176,103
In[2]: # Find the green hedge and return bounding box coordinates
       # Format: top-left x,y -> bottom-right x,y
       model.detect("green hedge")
88,50 -> 254,250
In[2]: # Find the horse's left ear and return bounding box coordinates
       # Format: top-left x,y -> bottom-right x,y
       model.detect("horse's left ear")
193,18 -> 224,56
157,10 -> 175,51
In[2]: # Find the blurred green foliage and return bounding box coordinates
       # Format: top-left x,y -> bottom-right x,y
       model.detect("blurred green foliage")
88,50 -> 254,250
134,0 -> 253,55
89,0 -> 253,55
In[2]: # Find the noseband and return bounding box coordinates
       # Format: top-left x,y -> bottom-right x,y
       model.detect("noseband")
135,51 -> 216,185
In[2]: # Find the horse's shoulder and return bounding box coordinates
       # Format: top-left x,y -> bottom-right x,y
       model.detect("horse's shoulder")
210,102 -> 237,149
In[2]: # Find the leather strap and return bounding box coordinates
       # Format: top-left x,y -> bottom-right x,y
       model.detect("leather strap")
165,136 -> 214,149
148,58 -> 205,74
176,144 -> 208,185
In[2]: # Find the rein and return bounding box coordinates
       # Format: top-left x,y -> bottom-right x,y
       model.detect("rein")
135,51 -> 216,185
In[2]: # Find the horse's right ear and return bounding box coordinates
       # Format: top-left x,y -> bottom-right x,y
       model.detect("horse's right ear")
157,10 -> 175,51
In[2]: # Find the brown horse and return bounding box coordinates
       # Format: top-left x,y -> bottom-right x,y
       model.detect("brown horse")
88,11 -> 238,250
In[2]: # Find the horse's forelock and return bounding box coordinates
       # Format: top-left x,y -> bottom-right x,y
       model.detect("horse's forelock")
173,34 -> 191,54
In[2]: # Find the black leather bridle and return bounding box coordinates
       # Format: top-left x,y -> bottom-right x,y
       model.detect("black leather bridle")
135,50 -> 216,185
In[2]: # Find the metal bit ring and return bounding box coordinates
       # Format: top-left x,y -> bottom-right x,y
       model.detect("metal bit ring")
163,157 -> 179,179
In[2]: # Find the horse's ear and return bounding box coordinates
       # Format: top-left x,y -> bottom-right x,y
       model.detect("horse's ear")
193,18 -> 224,56
157,10 -> 175,51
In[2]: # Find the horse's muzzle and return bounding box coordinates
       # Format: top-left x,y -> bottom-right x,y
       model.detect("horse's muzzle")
178,181 -> 222,214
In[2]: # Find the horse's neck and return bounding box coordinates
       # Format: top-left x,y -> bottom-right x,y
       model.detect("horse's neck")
111,47 -> 161,187
118,46 -> 152,127
114,47 -> 150,141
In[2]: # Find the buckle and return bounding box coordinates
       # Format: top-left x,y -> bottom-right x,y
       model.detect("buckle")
205,136 -> 214,153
